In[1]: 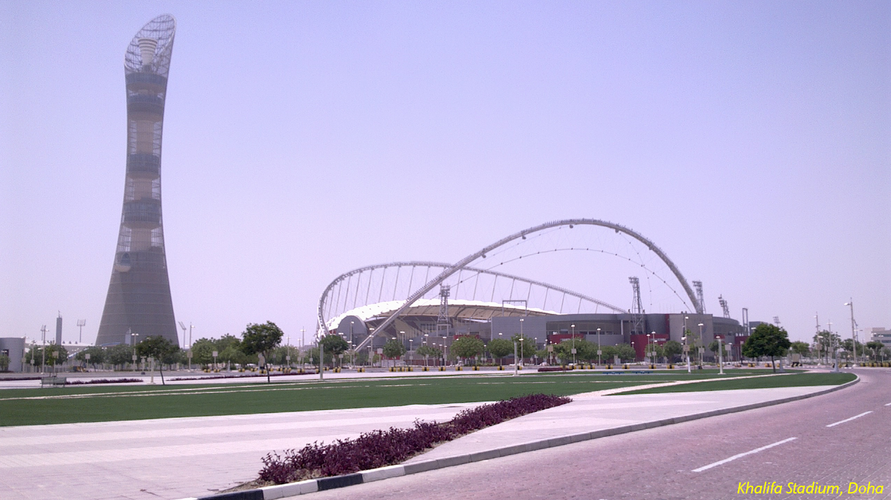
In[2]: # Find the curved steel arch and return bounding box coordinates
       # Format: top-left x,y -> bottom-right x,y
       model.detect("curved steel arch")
318,261 -> 626,336
321,219 -> 702,351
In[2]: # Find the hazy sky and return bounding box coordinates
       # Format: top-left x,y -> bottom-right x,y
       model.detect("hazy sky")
2,1 -> 888,347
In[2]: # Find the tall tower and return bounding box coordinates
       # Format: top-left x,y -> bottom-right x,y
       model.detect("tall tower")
96,15 -> 178,347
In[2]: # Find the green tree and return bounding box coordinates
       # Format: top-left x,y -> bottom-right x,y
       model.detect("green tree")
487,338 -> 513,366
598,344 -> 617,364
662,340 -> 683,363
106,344 -> 134,369
382,338 -> 406,364
510,334 -> 537,360
219,342 -> 247,368
614,343 -> 636,362
0,353 -> 9,371
210,334 -> 242,368
841,339 -> 865,362
645,342 -> 664,363
866,340 -> 884,361
75,346 -> 106,369
416,344 -> 442,365
305,346 -> 322,367
553,339 -> 591,364
268,345 -> 290,366
29,344 -> 69,371
191,338 -> 216,368
812,330 -> 840,363
241,321 -> 284,383
742,323 -> 791,373
319,335 -> 349,366
790,341 -> 810,357
451,336 -> 484,365
135,336 -> 179,385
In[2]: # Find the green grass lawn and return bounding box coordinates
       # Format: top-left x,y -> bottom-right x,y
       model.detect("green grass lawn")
612,372 -> 856,395
0,369 -> 826,427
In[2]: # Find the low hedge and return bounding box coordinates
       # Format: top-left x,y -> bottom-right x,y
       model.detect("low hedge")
258,393 -> 571,484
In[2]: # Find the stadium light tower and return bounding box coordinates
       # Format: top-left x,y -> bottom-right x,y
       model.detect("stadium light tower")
96,15 -> 179,347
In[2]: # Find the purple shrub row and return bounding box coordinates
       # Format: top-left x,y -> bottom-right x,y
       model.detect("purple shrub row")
65,378 -> 142,385
258,393 -> 571,484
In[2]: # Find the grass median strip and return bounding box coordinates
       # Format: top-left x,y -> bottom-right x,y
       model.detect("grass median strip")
0,370 -> 768,427
610,372 -> 855,395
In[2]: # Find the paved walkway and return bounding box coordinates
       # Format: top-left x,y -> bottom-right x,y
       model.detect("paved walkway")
0,403 -> 483,500
0,374 -> 851,500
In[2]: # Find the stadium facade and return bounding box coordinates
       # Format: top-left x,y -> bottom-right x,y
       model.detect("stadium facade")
333,302 -> 749,363
96,15 -> 179,347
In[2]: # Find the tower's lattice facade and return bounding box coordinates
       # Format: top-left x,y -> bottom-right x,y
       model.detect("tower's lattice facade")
96,15 -> 178,347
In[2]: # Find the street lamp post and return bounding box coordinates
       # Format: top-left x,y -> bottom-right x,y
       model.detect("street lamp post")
519,338 -> 524,368
597,327 -> 602,365
698,323 -> 704,368
844,300 -> 858,365
130,332 -> 139,372
717,336 -> 724,374
683,316 -> 691,373
647,332 -> 653,366
513,340 -> 518,376
571,324 -> 576,366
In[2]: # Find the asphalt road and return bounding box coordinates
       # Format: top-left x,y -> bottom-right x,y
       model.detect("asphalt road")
298,369 -> 891,500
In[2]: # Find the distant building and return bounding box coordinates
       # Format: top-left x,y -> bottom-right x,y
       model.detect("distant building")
96,15 -> 179,347
871,327 -> 891,349
0,338 -> 26,372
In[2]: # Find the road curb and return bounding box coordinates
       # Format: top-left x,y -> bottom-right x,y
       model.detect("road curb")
191,376 -> 858,500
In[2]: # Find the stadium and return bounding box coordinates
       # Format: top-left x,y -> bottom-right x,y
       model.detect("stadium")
317,219 -> 750,364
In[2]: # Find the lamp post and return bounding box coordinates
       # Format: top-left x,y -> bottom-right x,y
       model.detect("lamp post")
519,337 -> 525,368
844,300 -> 858,364
647,332 -> 653,365
698,323 -> 704,368
40,325 -> 47,374
519,317 -> 525,364
717,335 -> 724,374
513,339 -> 518,376
130,332 -> 139,372
187,323 -> 195,371
597,327 -> 602,365
571,324 -> 576,366
683,316 -> 690,373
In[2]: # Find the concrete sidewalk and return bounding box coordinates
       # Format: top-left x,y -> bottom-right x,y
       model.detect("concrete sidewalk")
259,382 -> 852,500
0,380 -> 852,500
0,402 -> 483,500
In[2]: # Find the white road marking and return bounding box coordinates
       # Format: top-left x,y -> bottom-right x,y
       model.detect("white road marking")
826,411 -> 872,428
692,437 -> 797,472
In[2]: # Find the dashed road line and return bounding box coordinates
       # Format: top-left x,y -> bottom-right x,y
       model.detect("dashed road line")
826,411 -> 872,428
692,437 -> 797,472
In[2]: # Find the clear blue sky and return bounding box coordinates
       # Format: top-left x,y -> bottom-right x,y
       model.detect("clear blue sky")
2,1 -> 888,346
